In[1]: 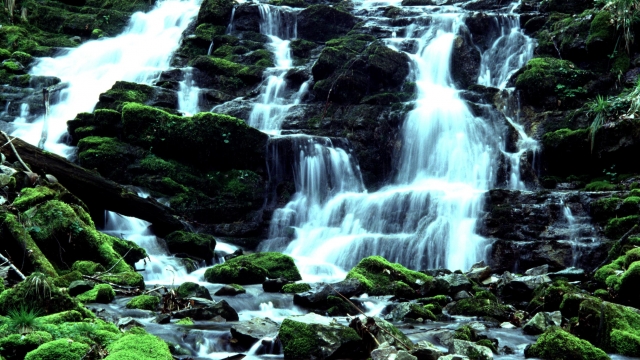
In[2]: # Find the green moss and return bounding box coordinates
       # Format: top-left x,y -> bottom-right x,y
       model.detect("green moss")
604,215 -> 639,239
76,284 -> 115,304
0,273 -> 85,316
24,338 -> 91,360
542,128 -> 589,148
290,39 -> 317,58
587,11 -> 614,48
37,310 -> 83,325
105,332 -> 173,359
0,49 -> 10,61
164,231 -> 216,259
77,136 -> 141,180
454,325 -> 475,341
52,271 -> 83,288
585,181 -> 617,191
176,317 -> 194,325
190,55 -> 243,77
282,283 -> 311,293
0,212 -> 58,277
515,58 -> 590,105
578,298 -> 640,356
195,24 -> 226,41
524,327 -> 609,359
612,52 -> 631,74
591,197 -> 621,222
416,295 -> 450,306
530,280 -> 578,313
476,339 -> 498,353
594,255 -> 625,284
345,256 -> 432,295
448,290 -> 510,321
91,29 -> 104,39
99,272 -> 144,288
71,261 -> 105,276
226,252 -> 301,281
0,331 -> 52,359
278,316 -> 361,358
125,295 -> 160,311
10,51 -> 32,65
204,260 -> 267,285
12,187 -> 58,211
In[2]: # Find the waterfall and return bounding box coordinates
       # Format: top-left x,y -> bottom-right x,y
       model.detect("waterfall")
10,0 -> 202,158
477,12 -> 537,190
177,67 -> 202,116
246,4 -> 300,133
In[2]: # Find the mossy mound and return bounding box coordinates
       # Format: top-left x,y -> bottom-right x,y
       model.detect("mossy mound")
12,186 -> 58,211
77,136 -> 144,182
71,261 -> 105,276
345,256 -> 432,296
515,57 -> 592,107
76,284 -> 115,304
24,338 -> 91,360
164,231 -> 216,260
448,290 -> 511,321
529,280 -> 579,313
0,273 -> 87,316
176,282 -> 212,299
204,259 -> 268,285
524,327 -> 609,359
125,295 -> 160,311
226,252 -> 301,281
105,332 -> 173,359
283,283 -> 312,294
0,331 -> 52,359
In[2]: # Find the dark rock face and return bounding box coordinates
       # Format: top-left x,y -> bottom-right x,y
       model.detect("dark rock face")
197,0 -> 235,26
451,30 -> 481,90
173,298 -> 239,321
263,278 -> 291,292
479,189 -> 609,273
293,278 -> 366,313
297,5 -> 357,42
231,4 -> 262,33
230,317 -> 279,348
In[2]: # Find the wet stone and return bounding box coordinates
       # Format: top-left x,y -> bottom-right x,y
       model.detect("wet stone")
230,317 -> 279,348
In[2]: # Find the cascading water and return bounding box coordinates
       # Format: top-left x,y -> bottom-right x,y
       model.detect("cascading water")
178,67 -> 202,116
246,4 -> 301,133
477,11 -> 537,190
258,7 -> 526,277
10,0 -> 201,158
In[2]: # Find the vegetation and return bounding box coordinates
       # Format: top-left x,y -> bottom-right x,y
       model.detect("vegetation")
345,256 -> 432,296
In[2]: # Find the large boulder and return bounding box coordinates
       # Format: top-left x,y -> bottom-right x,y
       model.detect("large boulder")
164,231 -> 216,261
523,311 -> 562,335
449,339 -> 493,360
345,256 -> 432,296
296,5 -> 357,42
173,298 -> 239,321
293,278 -> 366,309
382,302 -> 436,322
451,29 -> 481,90
230,317 -> 279,348
204,260 -> 268,285
524,327 -> 609,359
197,0 -> 235,26
278,313 -> 363,359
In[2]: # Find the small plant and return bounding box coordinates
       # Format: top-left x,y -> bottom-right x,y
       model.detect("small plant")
7,306 -> 41,333
600,0 -> 639,52
587,95 -> 611,152
26,272 -> 52,300
222,132 -> 230,143
604,164 -> 618,182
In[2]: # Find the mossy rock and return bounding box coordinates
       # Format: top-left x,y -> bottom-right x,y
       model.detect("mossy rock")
204,259 -> 268,285
52,271 -> 83,288
296,5 -> 357,42
524,327 -> 609,359
604,215 -> 639,239
71,261 -> 106,276
529,280 -> 579,313
197,0 -> 234,26
448,290 -> 511,321
12,186 -> 58,211
164,231 -> 216,260
586,11 -> 614,53
22,200 -> 145,281
515,57 -> 592,107
37,310 -> 83,325
283,283 -> 312,294
176,282 -> 212,300
0,331 -> 52,360
77,136 -> 143,182
585,181 -> 617,192
278,313 -> 363,359
227,252 -> 301,281
95,81 -> 156,111
590,197 -> 622,222
76,284 -> 115,304
0,211 -> 57,277
24,338 -> 91,360
0,273 -> 87,316
290,39 -> 317,58
126,295 -> 160,311
105,331 -> 173,359
121,103 -> 268,172
345,256 -> 432,296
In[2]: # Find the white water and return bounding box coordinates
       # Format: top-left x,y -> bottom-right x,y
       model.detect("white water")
11,0 -> 201,158
178,67 -> 202,116
260,11 -> 511,277
477,13 -> 537,190
246,4 -> 302,133
562,202 -> 580,266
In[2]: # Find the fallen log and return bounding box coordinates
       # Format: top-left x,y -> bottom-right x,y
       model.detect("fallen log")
1,137 -> 183,236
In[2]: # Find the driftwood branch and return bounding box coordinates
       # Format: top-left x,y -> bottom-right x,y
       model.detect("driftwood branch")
0,131 -> 32,172
327,283 -> 411,351
0,252 -> 26,280
0,137 -> 183,236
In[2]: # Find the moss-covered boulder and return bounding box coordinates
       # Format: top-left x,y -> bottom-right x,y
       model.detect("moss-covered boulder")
77,136 -> 144,182
121,103 -> 268,171
515,57 -> 592,108
278,313 -> 362,359
176,282 -> 213,300
283,283 -> 312,294
0,273 -> 88,316
448,290 -> 512,321
164,231 -> 216,260
232,252 -> 301,281
296,5 -> 357,42
24,338 -> 91,360
586,11 -> 615,55
0,331 -> 52,360
524,327 -> 609,359
196,0 -> 235,26
529,280 -> 579,313
71,261 -> 106,276
126,295 -> 160,311
204,259 -> 268,285
345,256 -> 432,296
76,284 -> 115,304
105,331 -> 173,359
